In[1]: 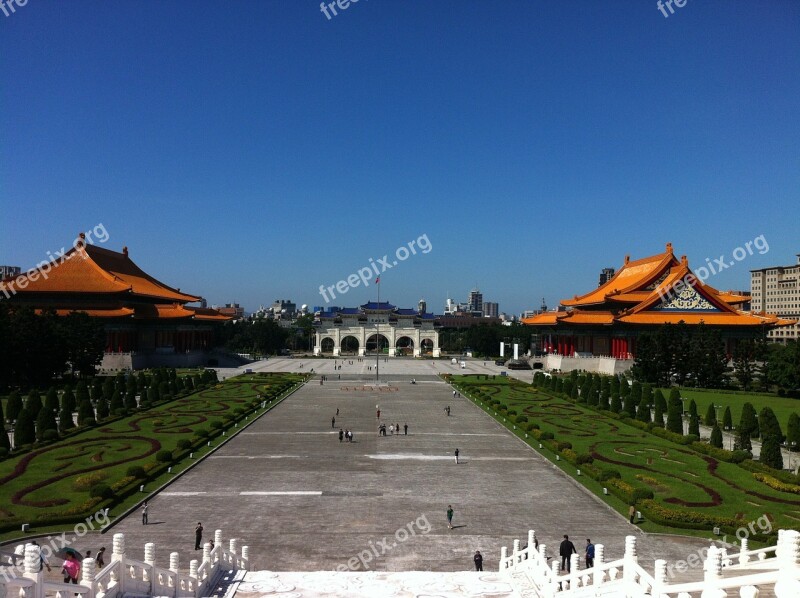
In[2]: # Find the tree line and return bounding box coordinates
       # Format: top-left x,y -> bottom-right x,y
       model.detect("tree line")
0,305 -> 106,391
632,323 -> 800,393
0,368 -> 219,455
533,371 -> 798,471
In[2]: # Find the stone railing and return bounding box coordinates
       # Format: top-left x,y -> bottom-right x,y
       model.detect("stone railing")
0,529 -> 248,598
500,529 -> 800,597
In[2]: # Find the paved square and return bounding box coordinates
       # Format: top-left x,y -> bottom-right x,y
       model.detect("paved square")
107,359 -> 708,576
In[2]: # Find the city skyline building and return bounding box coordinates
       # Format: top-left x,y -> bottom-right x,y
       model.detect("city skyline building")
750,254 -> 800,344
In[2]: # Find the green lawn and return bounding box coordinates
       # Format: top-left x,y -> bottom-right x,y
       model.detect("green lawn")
0,373 -> 303,532
663,388 -> 800,433
452,375 -> 800,540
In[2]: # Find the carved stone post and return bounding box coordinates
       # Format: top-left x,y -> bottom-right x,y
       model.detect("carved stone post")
622,536 -> 637,588
513,539 -> 520,563
739,537 -> 750,565
144,543 -> 155,567
189,559 -> 199,579
775,529 -> 800,597
169,552 -> 179,573
594,545 -> 605,586
499,546 -> 507,571
112,533 -> 126,561
23,544 -> 44,598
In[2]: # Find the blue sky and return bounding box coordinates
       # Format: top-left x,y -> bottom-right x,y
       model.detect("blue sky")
2,0 -> 799,315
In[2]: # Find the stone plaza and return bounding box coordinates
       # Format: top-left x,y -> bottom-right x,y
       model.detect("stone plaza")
103,358 -> 712,581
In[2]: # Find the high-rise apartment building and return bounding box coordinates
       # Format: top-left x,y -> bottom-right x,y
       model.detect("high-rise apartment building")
750,254 -> 800,343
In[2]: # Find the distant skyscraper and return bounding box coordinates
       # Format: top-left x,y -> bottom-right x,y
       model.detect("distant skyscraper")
418,298 -> 427,313
599,267 -> 615,286
483,301 -> 498,318
468,288 -> 483,314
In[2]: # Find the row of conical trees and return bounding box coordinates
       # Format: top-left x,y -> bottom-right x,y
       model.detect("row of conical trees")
0,368 -> 219,453
532,371 -> 799,471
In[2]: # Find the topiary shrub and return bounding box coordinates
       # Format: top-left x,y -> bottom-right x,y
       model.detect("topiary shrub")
632,487 -> 655,502
540,431 -> 554,440
89,484 -> 114,499
210,420 -> 224,429
0,447 -> 8,459
156,449 -> 173,463
177,439 -> 192,450
576,453 -> 594,465
74,471 -> 109,491
126,465 -> 146,479
599,469 -> 622,481
557,441 -> 573,451
193,428 -> 210,438
516,414 -> 528,423
42,429 -> 59,442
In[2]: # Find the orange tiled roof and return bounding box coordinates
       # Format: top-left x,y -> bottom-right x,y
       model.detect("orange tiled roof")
35,307 -> 135,318
133,304 -> 196,320
0,241 -> 199,303
524,244 -> 792,331
562,243 -> 680,307
188,307 -> 233,321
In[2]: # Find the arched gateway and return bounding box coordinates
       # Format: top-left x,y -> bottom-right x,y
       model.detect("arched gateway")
313,301 -> 440,357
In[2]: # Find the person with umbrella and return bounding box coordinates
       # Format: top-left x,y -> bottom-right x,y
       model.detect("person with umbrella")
60,550 -> 81,584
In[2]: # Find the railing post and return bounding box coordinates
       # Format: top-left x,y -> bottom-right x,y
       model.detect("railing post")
653,559 -> 666,595
550,559 -> 561,596
594,544 -> 605,586
144,543 -> 155,567
82,557 -> 96,598
242,546 -> 249,570
23,544 -> 44,598
701,545 -> 726,598
622,535 -> 637,588
513,539 -> 520,564
499,546 -> 507,571
169,552 -> 179,573
739,537 -> 750,565
775,529 -> 800,597
189,559 -> 198,579
570,553 -> 580,578
111,533 -> 125,596
214,530 -> 223,549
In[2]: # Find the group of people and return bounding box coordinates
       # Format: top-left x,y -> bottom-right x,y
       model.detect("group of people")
32,541 -> 106,585
558,535 -> 595,572
379,422 -> 408,435
338,428 -> 354,442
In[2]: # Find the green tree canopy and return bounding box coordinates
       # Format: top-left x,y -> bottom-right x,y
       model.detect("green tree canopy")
710,424 -> 723,448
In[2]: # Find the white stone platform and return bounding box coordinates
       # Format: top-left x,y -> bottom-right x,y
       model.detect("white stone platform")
230,570 -> 521,598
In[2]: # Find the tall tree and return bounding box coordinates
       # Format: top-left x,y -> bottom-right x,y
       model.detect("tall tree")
61,311 -> 105,378
14,408 -> 36,446
704,403 -> 717,427
688,411 -> 700,437
723,406 -> 733,431
6,391 -> 23,423
666,392 -> 683,434
739,403 -> 760,439
653,389 -> 666,427
636,398 -> 651,423
45,387 -> 60,413
61,385 -> 76,413
710,424 -> 723,448
768,340 -> 800,392
0,398 -> 10,451
58,402 -> 75,433
24,390 -> 43,421
787,413 -> 800,452
35,405 -> 58,441
77,400 -> 95,427
758,407 -> 783,443
733,339 -> 758,391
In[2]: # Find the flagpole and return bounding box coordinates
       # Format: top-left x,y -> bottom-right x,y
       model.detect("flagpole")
376,277 -> 380,382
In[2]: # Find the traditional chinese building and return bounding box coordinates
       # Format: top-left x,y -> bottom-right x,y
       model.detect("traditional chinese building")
522,243 -> 795,359
0,235 -> 230,369
314,301 -> 440,357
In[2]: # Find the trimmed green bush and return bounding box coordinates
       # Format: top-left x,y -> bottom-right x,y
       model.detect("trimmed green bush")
90,484 -> 114,499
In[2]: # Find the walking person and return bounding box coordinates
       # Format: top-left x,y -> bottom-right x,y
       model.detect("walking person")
141,501 -> 148,525
447,505 -> 454,529
454,448 -> 460,464
629,504 -> 636,524
389,424 -> 394,435
332,416 -> 336,428
585,539 -> 595,569
195,522 -> 204,550
61,552 -> 80,584
339,429 -> 344,442
404,423 -> 408,435
474,550 -> 483,571
31,541 -> 51,573
559,535 -> 577,572
95,547 -> 106,569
